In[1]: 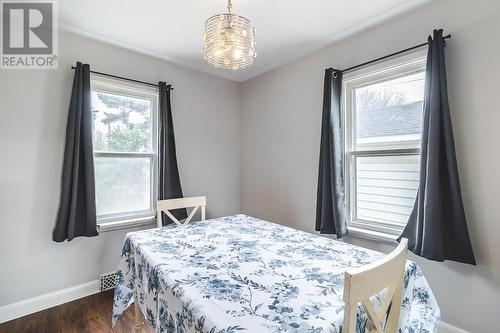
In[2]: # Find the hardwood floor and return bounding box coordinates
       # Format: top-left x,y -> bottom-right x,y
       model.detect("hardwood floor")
0,290 -> 154,333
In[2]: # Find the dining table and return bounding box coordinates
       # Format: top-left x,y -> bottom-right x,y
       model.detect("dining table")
112,214 -> 440,332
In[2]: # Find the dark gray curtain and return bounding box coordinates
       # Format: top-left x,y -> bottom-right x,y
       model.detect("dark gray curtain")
315,68 -> 347,237
400,30 -> 476,265
158,82 -> 188,225
53,62 -> 98,242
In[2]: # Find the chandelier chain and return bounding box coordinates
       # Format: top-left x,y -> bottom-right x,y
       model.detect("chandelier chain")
227,0 -> 232,14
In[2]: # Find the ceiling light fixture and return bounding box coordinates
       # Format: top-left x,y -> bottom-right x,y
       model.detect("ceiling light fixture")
202,0 -> 256,70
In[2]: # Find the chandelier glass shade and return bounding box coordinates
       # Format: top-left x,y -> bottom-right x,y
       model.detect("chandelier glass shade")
202,0 -> 256,70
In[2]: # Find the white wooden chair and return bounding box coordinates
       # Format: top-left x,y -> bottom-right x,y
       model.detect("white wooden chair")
156,196 -> 206,228
343,238 -> 408,333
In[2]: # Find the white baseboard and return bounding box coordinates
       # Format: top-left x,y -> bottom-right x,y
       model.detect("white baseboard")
0,280 -> 100,324
438,321 -> 470,333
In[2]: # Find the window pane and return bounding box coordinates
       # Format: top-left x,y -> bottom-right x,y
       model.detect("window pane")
354,72 -> 425,150
92,91 -> 152,153
95,157 -> 151,217
355,155 -> 419,228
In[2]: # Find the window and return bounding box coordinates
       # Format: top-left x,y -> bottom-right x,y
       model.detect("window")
343,50 -> 426,236
91,76 -> 158,226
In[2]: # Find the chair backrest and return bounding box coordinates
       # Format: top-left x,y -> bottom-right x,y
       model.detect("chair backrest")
156,196 -> 206,228
343,238 -> 408,333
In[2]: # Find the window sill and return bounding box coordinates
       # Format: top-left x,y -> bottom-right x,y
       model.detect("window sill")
98,216 -> 156,232
347,226 -> 400,245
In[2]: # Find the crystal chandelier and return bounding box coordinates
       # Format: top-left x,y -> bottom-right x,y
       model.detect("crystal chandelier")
202,0 -> 256,70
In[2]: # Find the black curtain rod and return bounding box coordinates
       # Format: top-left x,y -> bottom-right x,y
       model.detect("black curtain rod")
70,66 -> 173,90
341,34 -> 451,73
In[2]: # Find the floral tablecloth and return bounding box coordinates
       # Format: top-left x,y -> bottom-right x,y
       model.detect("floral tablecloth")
112,214 -> 439,332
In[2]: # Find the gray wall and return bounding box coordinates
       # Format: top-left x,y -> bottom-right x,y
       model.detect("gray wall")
241,0 -> 500,331
0,31 -> 242,306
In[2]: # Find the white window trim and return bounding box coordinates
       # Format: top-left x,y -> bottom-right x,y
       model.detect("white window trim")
90,74 -> 159,230
342,49 -> 427,240
98,216 -> 156,232
347,226 -> 399,245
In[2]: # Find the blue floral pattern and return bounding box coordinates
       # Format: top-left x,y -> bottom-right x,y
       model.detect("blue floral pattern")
112,214 -> 439,332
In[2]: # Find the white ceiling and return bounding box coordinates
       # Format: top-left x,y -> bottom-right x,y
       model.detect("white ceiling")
60,0 -> 432,82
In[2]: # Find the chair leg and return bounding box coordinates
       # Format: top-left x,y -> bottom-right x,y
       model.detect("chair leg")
343,304 -> 357,333
157,210 -> 162,228
134,296 -> 144,332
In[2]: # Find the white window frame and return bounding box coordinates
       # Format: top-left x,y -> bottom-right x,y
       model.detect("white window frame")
343,49 -> 427,239
90,74 -> 159,230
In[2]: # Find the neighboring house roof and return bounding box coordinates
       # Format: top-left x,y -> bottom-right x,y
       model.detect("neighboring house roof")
357,101 -> 423,138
